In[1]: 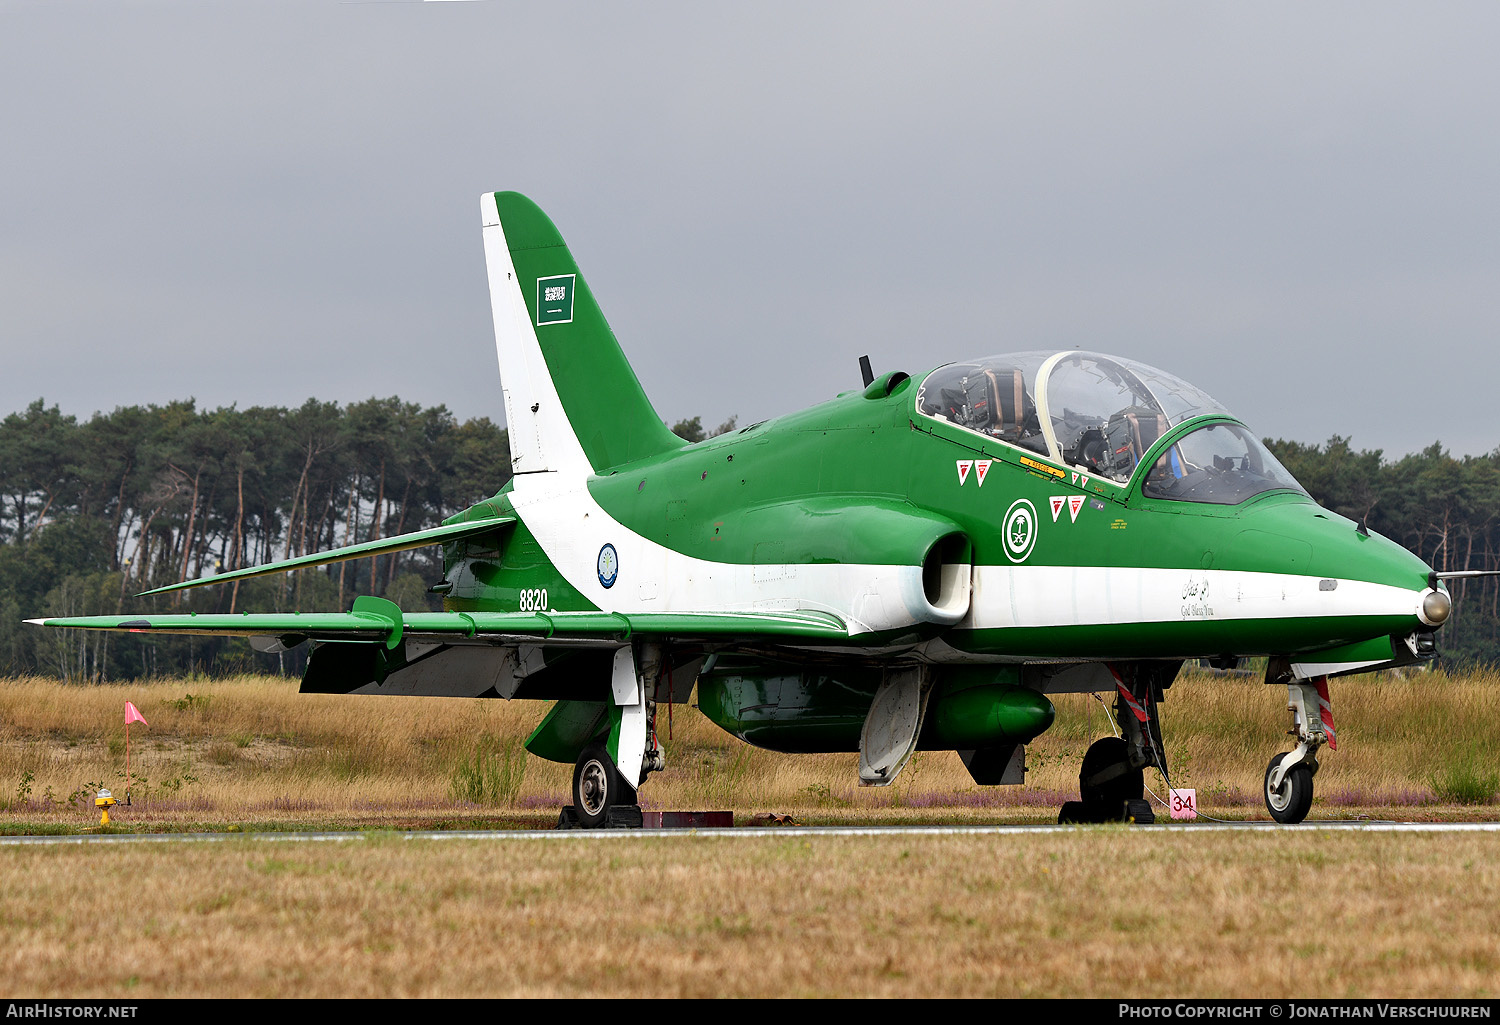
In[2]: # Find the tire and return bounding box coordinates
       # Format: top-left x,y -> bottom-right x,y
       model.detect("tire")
1058,801 -> 1089,824
1264,753 -> 1314,824
1080,737 -> 1144,805
573,744 -> 626,829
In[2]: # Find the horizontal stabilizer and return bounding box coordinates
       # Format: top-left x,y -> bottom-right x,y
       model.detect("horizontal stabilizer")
28,607 -> 850,647
134,516 -> 515,597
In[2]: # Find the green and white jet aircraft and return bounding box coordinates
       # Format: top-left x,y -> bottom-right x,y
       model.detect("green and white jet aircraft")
33,191 -> 1461,826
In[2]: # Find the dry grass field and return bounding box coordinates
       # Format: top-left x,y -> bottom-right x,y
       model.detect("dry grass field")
2,668 -> 1498,998
1,667 -> 1497,830
3,829 -> 1498,998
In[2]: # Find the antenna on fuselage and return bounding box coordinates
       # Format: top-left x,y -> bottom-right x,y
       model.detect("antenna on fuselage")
858,354 -> 874,388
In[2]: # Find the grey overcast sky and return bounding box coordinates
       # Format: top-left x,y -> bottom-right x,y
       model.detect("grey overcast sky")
2,1 -> 1497,459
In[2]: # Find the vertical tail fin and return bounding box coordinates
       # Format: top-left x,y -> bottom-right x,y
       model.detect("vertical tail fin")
481,192 -> 684,475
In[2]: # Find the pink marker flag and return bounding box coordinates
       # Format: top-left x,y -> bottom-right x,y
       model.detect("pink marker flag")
124,701 -> 149,727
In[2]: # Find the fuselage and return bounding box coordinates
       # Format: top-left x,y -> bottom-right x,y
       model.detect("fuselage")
443,365 -> 1437,665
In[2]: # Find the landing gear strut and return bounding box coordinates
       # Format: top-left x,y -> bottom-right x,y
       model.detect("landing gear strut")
567,698 -> 665,829
1262,665 -> 1331,825
563,646 -> 676,830
1059,662 -> 1178,824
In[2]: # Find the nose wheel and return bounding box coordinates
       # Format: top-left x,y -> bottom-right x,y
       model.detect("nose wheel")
1263,752 -> 1315,824
1261,669 -> 1332,825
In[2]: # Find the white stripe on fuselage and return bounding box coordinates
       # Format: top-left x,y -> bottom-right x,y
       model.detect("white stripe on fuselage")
505,477 -> 934,635
507,475 -> 1422,641
962,564 -> 1419,630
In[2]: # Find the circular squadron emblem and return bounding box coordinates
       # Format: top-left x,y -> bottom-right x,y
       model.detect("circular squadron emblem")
597,543 -> 619,588
1002,499 -> 1038,563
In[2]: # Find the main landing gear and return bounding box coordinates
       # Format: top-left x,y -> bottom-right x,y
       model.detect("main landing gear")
571,743 -> 638,828
1058,736 -> 1154,824
1059,663 -> 1175,825
564,698 -> 665,829
1261,663 -> 1332,825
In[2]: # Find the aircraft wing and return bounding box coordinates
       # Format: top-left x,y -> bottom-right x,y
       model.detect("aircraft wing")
27,599 -> 850,648
133,516 -> 516,597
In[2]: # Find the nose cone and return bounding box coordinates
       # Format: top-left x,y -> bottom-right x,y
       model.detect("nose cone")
1222,498 -> 1439,640
1420,588 -> 1452,627
1237,500 -> 1430,586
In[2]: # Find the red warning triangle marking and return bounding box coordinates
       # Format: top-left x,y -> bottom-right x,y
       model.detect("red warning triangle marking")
974,460 -> 991,487
1048,495 -> 1066,522
956,460 -> 973,485
1068,495 -> 1085,522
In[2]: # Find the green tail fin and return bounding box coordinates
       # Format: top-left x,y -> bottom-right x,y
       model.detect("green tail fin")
482,192 -> 684,475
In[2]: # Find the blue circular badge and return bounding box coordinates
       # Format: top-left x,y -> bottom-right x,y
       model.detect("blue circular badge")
597,544 -> 619,588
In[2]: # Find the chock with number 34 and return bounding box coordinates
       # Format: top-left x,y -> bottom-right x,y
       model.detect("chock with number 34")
31,192 -> 1470,826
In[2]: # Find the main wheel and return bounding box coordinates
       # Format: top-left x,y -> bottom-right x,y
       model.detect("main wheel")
1058,800 -> 1090,824
1080,737 -> 1144,805
1264,753 -> 1314,824
573,744 -> 630,829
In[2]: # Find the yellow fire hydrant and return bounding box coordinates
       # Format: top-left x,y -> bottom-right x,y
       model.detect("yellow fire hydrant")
95,788 -> 117,827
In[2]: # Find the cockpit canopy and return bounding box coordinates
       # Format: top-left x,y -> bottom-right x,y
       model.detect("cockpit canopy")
916,351 -> 1306,505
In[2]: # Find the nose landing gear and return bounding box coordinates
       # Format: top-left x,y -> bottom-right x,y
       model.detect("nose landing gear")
1262,664 -> 1332,825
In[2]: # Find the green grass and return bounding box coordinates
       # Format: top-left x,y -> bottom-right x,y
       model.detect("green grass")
447,734 -> 527,806
1430,745 -> 1500,805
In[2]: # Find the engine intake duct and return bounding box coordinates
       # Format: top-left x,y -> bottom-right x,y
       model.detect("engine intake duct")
921,531 -> 973,624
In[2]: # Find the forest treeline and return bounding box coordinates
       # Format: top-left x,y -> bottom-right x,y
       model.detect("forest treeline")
0,398 -> 512,681
0,399 -> 735,682
1265,436 -> 1500,665
1,396 -> 1495,679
